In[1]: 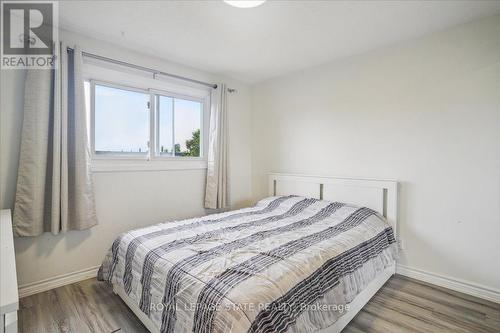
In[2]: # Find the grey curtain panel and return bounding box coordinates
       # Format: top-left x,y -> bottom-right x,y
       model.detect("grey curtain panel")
13,43 -> 98,236
205,83 -> 229,209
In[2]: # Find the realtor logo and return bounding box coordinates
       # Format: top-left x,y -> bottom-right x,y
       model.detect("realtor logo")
1,1 -> 58,69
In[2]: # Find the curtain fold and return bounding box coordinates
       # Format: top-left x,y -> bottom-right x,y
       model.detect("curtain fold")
13,43 -> 97,236
204,83 -> 229,210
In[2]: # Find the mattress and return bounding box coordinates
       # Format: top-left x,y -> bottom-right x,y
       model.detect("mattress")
98,196 -> 397,333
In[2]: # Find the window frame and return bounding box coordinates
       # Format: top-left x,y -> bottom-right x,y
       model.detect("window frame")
149,88 -> 206,161
83,62 -> 211,172
90,80 -> 153,160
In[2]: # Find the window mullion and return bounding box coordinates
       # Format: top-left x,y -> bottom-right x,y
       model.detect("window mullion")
148,92 -> 155,160
172,98 -> 175,156
155,95 -> 160,157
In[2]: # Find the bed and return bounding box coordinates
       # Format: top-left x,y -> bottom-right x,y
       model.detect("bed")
98,173 -> 398,333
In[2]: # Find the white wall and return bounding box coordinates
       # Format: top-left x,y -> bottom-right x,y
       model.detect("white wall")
0,30 -> 253,286
252,14 -> 500,292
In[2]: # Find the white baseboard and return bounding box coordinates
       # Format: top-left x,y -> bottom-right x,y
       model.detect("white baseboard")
396,264 -> 500,304
18,266 -> 100,299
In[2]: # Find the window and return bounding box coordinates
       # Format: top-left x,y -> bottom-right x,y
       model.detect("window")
86,80 -> 206,161
94,84 -> 150,154
157,95 -> 202,157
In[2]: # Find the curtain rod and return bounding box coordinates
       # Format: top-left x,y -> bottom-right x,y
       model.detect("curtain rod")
66,47 -> 217,89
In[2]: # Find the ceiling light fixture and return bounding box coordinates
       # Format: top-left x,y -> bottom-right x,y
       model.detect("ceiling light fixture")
224,0 -> 266,9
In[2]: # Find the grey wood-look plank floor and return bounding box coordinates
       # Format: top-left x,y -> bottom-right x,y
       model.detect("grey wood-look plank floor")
19,275 -> 500,333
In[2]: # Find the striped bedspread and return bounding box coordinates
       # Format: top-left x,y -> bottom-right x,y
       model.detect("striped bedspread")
98,196 -> 397,333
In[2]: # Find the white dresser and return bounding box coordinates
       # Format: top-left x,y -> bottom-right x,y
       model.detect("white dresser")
0,210 -> 18,333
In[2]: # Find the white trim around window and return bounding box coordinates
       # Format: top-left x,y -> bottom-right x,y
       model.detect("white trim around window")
91,159 -> 208,173
83,60 -> 211,172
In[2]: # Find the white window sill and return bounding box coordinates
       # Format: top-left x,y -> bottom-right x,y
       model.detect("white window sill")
91,159 -> 207,173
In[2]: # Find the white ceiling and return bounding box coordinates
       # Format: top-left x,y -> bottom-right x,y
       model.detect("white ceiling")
59,1 -> 500,83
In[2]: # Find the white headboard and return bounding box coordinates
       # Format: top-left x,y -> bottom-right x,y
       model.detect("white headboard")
269,173 -> 398,235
